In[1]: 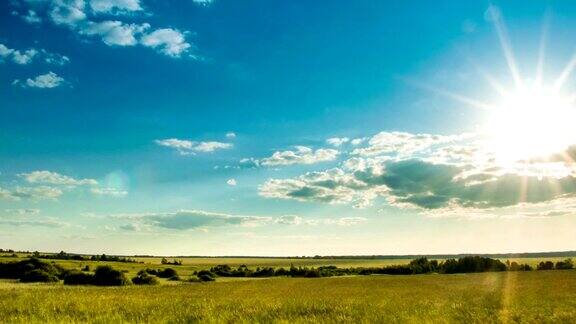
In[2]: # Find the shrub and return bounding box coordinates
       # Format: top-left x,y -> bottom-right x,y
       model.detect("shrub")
20,269 -> 59,283
157,268 -> 178,278
93,265 -> 130,286
132,273 -> 159,285
0,258 -> 63,280
537,261 -> 555,270
64,271 -> 94,285
197,270 -> 215,282
198,274 -> 215,282
555,259 -> 574,270
168,275 -> 180,281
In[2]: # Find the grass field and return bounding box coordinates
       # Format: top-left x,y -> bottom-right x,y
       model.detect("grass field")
1,270 -> 575,323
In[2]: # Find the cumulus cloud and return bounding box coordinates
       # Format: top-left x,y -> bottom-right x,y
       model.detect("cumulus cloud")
351,131 -> 465,158
226,132 -> 236,139
260,146 -> 339,167
0,43 -> 69,66
226,178 -> 237,186
14,0 -> 193,58
140,28 -> 191,57
20,170 -> 98,186
22,10 -> 42,24
89,0 -> 143,14
261,155 -> 576,211
79,20 -> 149,46
258,129 -> 576,213
49,0 -> 87,26
327,137 -> 349,147
13,72 -> 66,89
155,138 -> 233,155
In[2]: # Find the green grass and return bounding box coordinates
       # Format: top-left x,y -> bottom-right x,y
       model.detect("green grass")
1,270 -> 575,323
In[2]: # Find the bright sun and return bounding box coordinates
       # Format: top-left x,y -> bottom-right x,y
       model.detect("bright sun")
485,85 -> 576,164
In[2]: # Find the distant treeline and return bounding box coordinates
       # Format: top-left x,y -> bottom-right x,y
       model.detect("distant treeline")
199,256 -> 574,280
0,256 -> 573,286
30,251 -> 140,263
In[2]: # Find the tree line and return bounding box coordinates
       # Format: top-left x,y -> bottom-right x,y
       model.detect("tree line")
0,256 -> 573,286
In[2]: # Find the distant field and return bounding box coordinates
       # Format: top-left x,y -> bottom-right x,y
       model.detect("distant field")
1,270 -> 575,322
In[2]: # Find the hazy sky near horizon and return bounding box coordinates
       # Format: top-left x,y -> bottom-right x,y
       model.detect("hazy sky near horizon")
2,0 -> 576,256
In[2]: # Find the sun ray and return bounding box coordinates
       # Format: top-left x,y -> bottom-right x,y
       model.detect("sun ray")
535,10 -> 550,86
487,5 -> 523,89
402,77 -> 494,111
554,53 -> 576,90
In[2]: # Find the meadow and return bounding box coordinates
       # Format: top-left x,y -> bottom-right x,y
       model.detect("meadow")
1,270 -> 576,323
0,253 -> 575,323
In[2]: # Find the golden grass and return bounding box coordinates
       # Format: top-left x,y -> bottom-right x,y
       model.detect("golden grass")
0,270 -> 575,323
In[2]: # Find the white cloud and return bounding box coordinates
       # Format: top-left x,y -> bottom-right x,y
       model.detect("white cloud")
0,43 -> 69,66
226,178 -> 237,186
49,0 -> 87,26
351,131 -> 463,157
79,20 -> 149,46
0,219 -> 69,228
90,187 -> 128,197
260,146 -> 339,167
13,186 -> 64,200
14,0 -> 193,58
326,137 -> 349,147
14,72 -> 66,89
22,10 -> 42,24
226,132 -> 236,139
324,216 -> 367,226
12,49 -> 39,64
109,209 -> 366,231
140,28 -> 191,57
259,167 -> 380,208
275,215 -> 302,225
3,209 -> 41,216
20,170 -> 98,186
350,137 -> 367,146
192,0 -> 213,6
42,49 -> 70,65
89,0 -> 142,14
155,138 -> 233,155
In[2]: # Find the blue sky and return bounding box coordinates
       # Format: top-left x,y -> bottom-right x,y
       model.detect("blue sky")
2,0 -> 576,256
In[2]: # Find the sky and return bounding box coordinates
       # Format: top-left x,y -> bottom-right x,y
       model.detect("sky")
2,0 -> 576,256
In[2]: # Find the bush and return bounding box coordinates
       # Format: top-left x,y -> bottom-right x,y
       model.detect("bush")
93,265 -> 129,286
132,273 -> 159,285
197,270 -> 215,282
198,274 -> 215,282
20,269 -> 59,283
0,258 -> 63,280
537,261 -> 555,270
157,268 -> 178,278
555,259 -> 574,270
168,275 -> 180,281
64,271 -> 94,285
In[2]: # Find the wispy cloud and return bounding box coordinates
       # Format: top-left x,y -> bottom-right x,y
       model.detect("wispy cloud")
19,170 -> 98,186
155,138 -> 233,155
